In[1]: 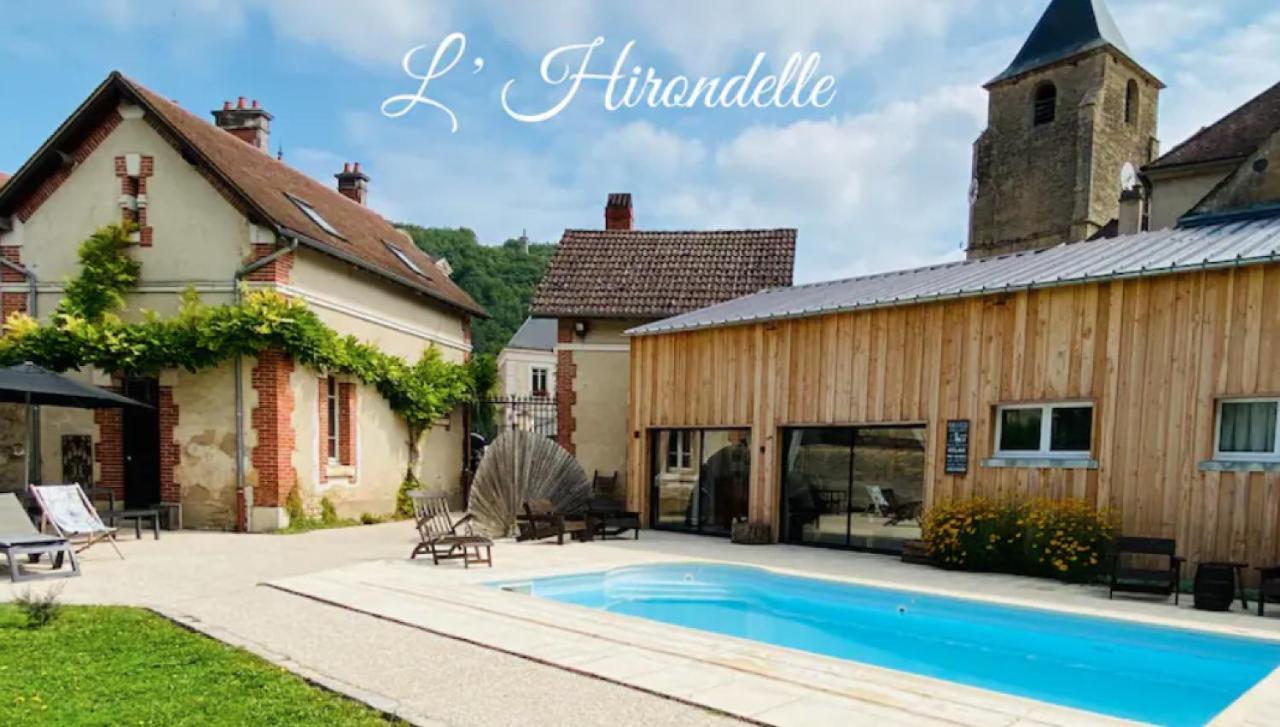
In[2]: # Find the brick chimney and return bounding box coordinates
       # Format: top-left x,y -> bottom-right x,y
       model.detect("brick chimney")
335,162 -> 369,205
212,97 -> 272,153
605,192 -> 633,230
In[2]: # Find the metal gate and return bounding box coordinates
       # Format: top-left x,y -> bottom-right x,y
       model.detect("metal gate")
472,395 -> 558,442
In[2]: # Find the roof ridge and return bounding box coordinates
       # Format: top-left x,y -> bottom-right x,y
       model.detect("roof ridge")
1148,80 -> 1280,170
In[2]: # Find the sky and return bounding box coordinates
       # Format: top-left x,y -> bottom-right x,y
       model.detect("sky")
3,0 -> 1279,283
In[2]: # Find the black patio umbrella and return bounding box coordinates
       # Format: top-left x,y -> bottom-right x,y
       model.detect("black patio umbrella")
0,363 -> 150,487
0,363 -> 151,409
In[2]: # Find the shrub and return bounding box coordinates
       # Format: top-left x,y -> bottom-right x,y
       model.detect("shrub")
284,488 -> 306,524
395,477 -> 419,519
319,497 -> 338,525
15,587 -> 63,628
923,498 -> 1117,583
358,512 -> 384,525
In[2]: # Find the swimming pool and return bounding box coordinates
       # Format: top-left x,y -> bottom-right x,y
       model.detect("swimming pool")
502,563 -> 1280,725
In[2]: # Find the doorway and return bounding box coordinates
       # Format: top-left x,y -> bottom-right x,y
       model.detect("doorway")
122,377 -> 161,508
780,425 -> 926,553
649,428 -> 751,536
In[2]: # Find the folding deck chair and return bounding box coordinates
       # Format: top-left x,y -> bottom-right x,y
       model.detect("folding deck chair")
29,483 -> 123,559
0,492 -> 80,582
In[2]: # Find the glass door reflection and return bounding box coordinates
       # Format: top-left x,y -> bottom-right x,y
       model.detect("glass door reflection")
650,428 -> 751,536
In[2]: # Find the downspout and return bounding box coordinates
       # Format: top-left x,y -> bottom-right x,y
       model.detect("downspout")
0,256 -> 39,484
232,236 -> 298,531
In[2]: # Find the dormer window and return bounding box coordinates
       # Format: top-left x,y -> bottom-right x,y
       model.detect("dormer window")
1033,82 -> 1057,126
383,240 -> 426,278
285,192 -> 343,239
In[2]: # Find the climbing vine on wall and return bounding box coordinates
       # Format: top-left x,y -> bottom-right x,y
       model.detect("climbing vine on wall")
0,223 -> 477,472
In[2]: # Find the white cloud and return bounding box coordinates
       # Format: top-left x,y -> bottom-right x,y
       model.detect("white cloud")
1155,11 -> 1280,151
587,121 -> 707,179
256,0 -> 452,68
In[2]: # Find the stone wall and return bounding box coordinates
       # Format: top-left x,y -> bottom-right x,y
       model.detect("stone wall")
968,50 -> 1160,259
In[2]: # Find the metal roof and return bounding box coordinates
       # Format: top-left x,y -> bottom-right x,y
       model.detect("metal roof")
628,213 -> 1280,337
505,317 -> 557,352
989,0 -> 1131,85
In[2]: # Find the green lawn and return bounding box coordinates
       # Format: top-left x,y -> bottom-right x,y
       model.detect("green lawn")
0,604 -> 395,725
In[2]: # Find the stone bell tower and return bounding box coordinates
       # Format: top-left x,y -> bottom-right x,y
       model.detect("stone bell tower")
967,0 -> 1163,260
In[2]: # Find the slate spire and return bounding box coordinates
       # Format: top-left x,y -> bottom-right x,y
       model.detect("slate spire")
988,0 -> 1131,86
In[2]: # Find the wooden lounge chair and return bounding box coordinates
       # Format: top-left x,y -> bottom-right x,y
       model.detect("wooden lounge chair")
587,471 -> 640,540
408,491 -> 492,568
518,498 -> 589,544
29,483 -> 123,559
1,493 -> 80,582
1109,536 -> 1184,604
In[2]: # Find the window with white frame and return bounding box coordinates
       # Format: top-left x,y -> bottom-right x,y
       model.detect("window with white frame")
530,367 -> 548,396
326,375 -> 339,463
666,430 -> 693,470
995,402 -> 1093,457
1215,398 -> 1280,460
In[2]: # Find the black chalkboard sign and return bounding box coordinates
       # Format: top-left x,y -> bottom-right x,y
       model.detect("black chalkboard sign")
945,419 -> 970,475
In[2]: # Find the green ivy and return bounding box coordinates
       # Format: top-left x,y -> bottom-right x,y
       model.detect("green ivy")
0,223 -> 478,475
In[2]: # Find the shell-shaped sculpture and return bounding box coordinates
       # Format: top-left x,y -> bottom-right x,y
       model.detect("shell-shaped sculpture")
467,430 -> 591,537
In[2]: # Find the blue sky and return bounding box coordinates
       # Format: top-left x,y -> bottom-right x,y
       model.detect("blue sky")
3,0 -> 1278,282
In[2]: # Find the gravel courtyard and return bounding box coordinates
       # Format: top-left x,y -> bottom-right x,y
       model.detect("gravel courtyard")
0,523 -> 742,727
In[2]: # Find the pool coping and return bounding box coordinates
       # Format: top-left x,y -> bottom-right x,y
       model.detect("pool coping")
269,555 -> 1229,727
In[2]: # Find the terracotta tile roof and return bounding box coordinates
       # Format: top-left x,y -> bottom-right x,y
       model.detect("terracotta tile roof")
1147,81 -> 1280,172
0,72 -> 483,318
531,229 -> 796,318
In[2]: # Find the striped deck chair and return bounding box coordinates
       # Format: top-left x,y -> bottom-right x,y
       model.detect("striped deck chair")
409,491 -> 492,568
29,483 -> 123,559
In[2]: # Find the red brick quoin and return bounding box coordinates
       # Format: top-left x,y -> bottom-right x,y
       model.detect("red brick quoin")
251,349 -> 296,508
94,396 -> 124,500
157,386 -> 180,503
555,319 -> 576,454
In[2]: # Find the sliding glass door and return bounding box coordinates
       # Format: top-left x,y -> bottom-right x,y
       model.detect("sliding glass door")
650,428 -> 751,536
781,425 -> 926,552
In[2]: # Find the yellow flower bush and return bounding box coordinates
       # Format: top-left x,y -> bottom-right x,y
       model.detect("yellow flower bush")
923,498 -> 1117,583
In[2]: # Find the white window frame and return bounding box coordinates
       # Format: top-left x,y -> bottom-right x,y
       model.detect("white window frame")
994,401 -> 1094,458
1213,397 -> 1280,461
530,367 -> 548,396
666,430 -> 693,471
326,375 -> 340,464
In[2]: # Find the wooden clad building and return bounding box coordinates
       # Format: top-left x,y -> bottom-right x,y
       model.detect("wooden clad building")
625,213 -> 1280,569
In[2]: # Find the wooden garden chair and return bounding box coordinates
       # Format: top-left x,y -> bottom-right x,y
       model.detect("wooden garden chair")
518,498 -> 589,544
408,491 -> 492,568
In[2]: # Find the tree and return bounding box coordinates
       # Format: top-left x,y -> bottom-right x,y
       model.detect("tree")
398,225 -> 556,357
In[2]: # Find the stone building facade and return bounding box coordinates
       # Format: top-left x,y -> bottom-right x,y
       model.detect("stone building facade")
0,72 -> 485,530
968,0 -> 1162,259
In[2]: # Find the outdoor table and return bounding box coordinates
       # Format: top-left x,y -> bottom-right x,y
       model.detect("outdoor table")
105,508 -> 161,540
1194,561 -> 1249,612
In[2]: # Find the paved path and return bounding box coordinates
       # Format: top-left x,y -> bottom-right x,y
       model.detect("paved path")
0,524 -> 742,727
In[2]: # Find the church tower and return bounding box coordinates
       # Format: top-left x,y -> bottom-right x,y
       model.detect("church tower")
967,0 -> 1163,259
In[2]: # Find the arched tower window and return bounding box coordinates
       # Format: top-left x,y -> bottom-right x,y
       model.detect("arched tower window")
1033,82 -> 1057,126
1125,80 -> 1139,125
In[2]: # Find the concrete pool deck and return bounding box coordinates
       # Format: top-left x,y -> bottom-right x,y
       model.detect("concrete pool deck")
269,531 -> 1280,727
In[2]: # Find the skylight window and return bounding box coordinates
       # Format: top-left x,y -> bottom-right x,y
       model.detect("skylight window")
384,240 -> 426,278
285,193 -> 343,239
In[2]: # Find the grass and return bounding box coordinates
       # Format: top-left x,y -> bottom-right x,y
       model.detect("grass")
0,604 -> 396,726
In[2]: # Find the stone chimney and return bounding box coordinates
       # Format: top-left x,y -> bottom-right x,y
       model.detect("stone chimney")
605,192 -> 633,231
212,97 -> 272,153
335,162 -> 369,205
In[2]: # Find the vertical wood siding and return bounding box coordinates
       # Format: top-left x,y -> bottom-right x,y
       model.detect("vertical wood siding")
627,265 -> 1280,569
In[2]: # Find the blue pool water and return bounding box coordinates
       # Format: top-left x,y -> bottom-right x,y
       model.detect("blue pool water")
501,563 -> 1280,725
